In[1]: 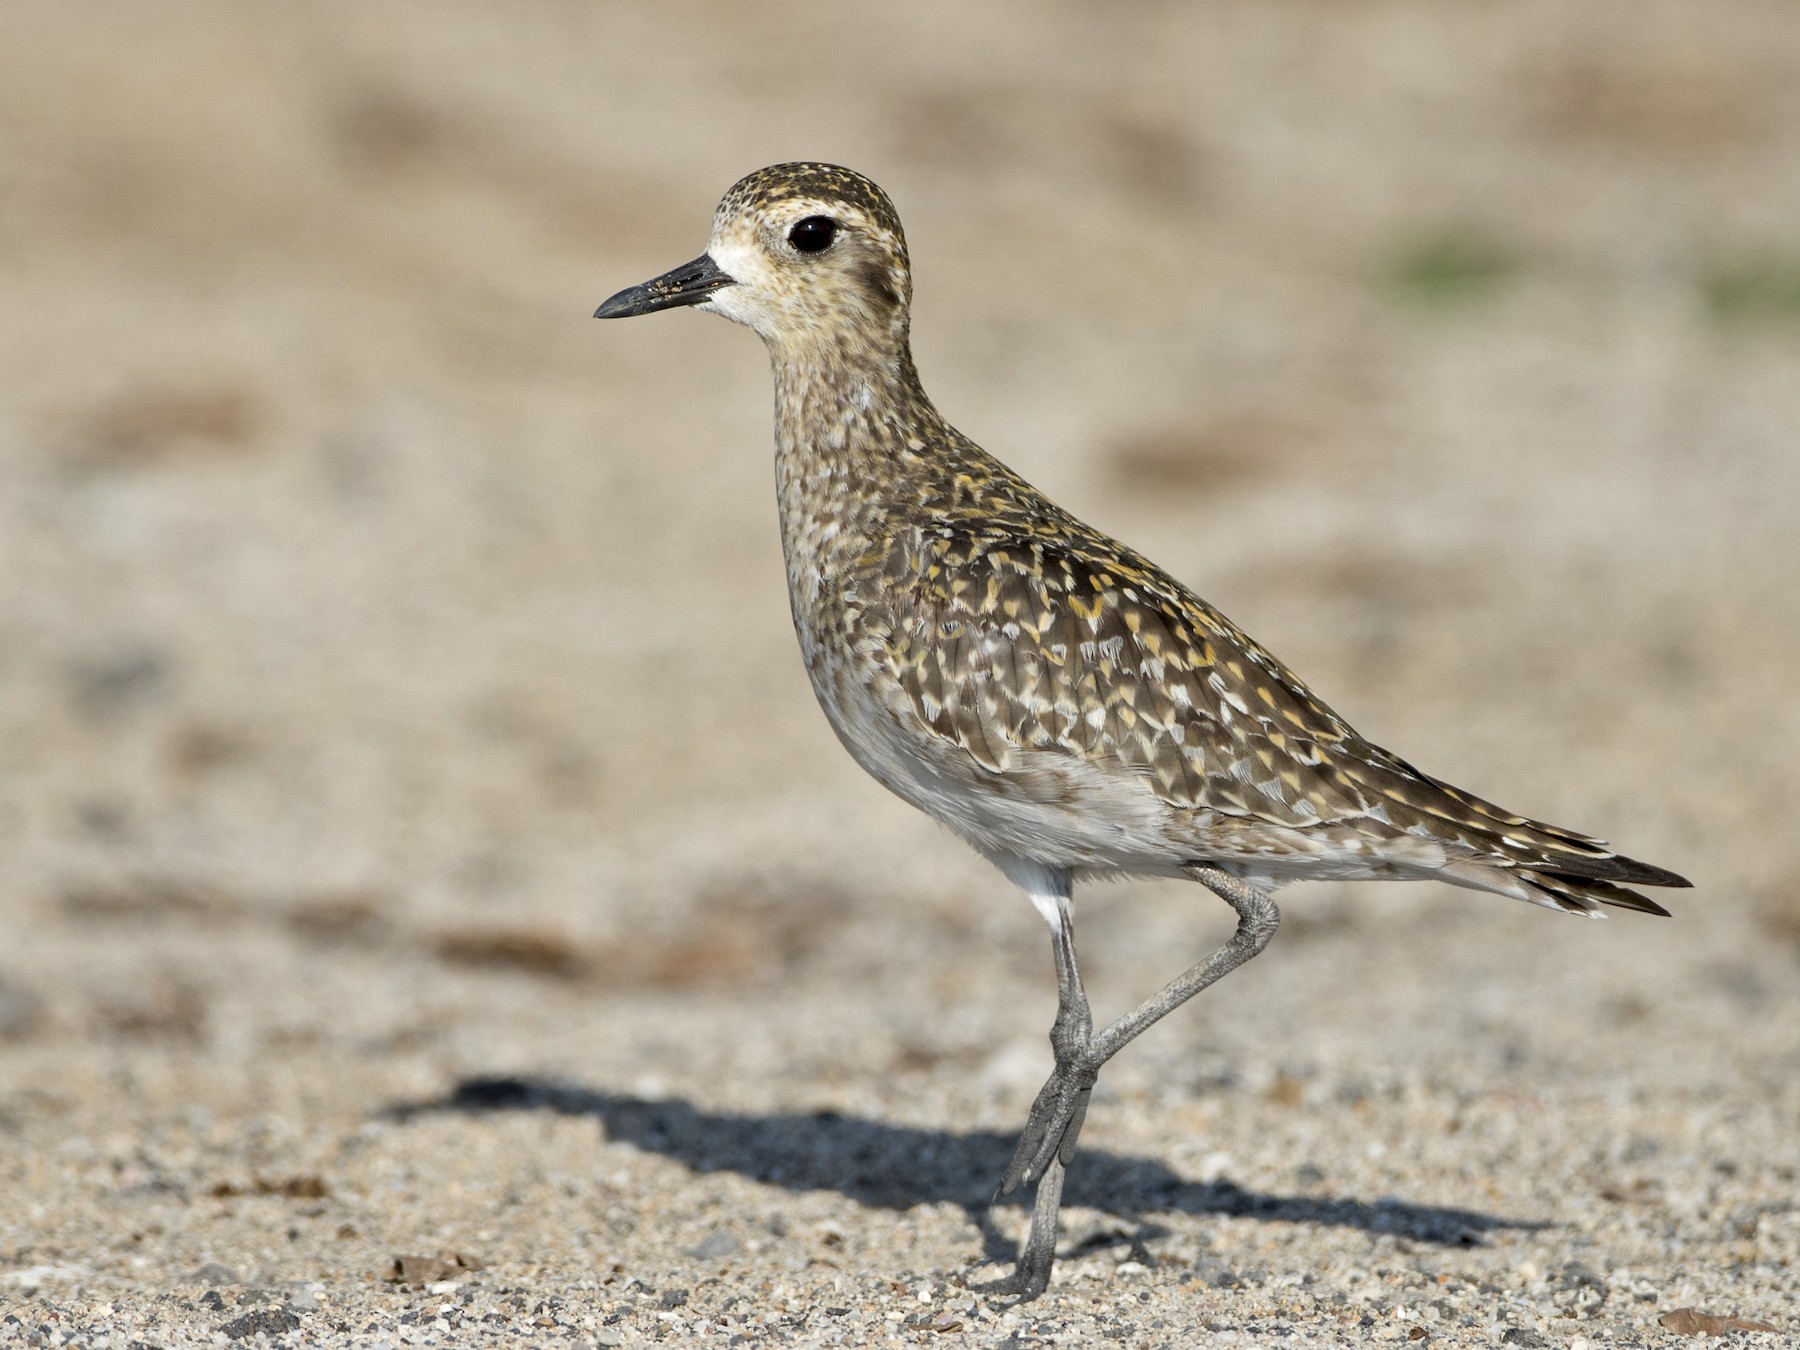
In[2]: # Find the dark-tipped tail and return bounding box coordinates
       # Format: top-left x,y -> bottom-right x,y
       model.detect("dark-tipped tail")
1518,867 -> 1681,917
1439,849 -> 1689,917
1344,749 -> 1690,918
1519,845 -> 1691,915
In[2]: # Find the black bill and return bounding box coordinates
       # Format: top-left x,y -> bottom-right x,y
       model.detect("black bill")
594,253 -> 735,319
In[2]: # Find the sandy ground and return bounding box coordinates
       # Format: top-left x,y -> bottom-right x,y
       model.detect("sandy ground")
3,3 -> 1799,1346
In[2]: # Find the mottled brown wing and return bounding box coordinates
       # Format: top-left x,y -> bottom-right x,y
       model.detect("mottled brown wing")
853,518 -> 1685,912
868,526 -> 1384,827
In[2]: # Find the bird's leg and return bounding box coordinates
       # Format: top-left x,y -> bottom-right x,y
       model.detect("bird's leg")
1000,865 -> 1280,1299
1001,893 -> 1095,1199
1014,1151 -> 1068,1298
998,888 -> 1093,1299
1086,866 -> 1280,1066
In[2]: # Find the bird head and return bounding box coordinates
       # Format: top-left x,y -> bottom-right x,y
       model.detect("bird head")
596,163 -> 913,359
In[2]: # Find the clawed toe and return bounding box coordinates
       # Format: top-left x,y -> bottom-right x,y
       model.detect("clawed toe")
998,1061 -> 1096,1196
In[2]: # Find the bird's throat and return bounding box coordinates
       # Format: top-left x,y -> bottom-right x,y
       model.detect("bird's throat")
768,342 -> 945,596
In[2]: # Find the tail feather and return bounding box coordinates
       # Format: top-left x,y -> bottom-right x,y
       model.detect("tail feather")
1349,749 -> 1691,905
1526,850 -> 1691,890
1435,856 -> 1680,917
1519,869 -> 1675,918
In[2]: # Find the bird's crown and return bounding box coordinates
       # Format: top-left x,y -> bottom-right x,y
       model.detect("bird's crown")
702,163 -> 913,343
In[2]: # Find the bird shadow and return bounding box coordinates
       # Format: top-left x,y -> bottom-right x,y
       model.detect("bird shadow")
383,1075 -> 1545,1270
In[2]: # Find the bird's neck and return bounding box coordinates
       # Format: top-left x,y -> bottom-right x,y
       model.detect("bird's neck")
768,335 -> 953,579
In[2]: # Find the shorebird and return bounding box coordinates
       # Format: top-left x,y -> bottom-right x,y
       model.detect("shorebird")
594,163 -> 1689,1298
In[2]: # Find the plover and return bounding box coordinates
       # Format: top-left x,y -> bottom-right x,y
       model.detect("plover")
595,163 -> 1689,1298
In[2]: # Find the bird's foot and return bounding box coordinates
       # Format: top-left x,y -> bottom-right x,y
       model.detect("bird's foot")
967,1266 -> 1049,1304
998,1056 -> 1097,1197
970,1153 -> 1069,1303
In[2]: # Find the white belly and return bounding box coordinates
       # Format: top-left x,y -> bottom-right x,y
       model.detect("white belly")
803,655 -> 1199,879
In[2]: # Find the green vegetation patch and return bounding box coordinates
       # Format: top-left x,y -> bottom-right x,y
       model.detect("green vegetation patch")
1383,227 -> 1520,309
1701,252 -> 1800,324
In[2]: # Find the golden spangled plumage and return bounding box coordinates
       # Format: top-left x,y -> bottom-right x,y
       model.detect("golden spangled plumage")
595,162 -> 1689,1296
618,162 -> 1684,916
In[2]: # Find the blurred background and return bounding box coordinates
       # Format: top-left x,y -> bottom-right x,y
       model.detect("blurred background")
1,0 -> 1796,1319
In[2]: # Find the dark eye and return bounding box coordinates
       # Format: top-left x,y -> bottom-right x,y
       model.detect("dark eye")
788,216 -> 838,254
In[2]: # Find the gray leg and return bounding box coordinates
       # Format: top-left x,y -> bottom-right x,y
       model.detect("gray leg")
1000,865 -> 1280,1299
1001,892 -> 1093,1196
1088,866 -> 1280,1064
1013,1153 -> 1068,1297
